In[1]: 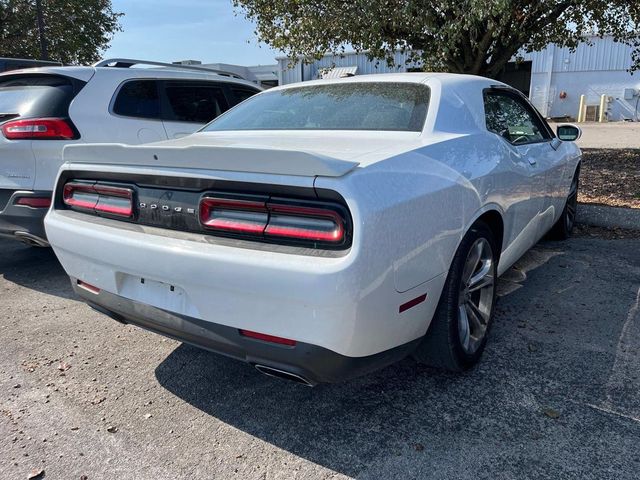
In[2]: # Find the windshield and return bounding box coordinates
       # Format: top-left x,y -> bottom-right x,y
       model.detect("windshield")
204,82 -> 430,132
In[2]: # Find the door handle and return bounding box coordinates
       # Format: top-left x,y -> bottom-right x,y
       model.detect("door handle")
528,158 -> 537,166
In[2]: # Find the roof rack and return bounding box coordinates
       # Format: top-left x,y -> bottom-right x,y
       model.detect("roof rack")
93,58 -> 245,80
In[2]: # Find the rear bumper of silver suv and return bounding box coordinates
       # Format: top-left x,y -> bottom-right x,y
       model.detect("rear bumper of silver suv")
0,189 -> 51,246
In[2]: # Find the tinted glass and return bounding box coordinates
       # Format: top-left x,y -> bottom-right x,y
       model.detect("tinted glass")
165,83 -> 228,123
230,88 -> 259,105
0,75 -> 77,120
484,92 -> 548,144
204,82 -> 430,132
113,80 -> 160,119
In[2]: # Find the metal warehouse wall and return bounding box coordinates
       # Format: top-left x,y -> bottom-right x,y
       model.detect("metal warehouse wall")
278,50 -> 420,84
278,36 -> 640,121
523,37 -> 640,120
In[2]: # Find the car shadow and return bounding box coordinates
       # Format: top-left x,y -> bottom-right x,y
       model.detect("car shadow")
154,237 -> 640,477
0,237 -> 75,300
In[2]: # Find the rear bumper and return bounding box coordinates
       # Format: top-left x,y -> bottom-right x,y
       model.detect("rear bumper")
46,209 -> 444,358
0,190 -> 51,245
73,279 -> 420,385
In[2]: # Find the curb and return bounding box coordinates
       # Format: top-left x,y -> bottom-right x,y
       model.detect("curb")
577,204 -> 640,230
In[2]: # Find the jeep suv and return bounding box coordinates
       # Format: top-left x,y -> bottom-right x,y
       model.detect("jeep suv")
0,58 -> 261,246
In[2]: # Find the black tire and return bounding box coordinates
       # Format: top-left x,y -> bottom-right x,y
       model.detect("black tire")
413,221 -> 498,371
548,168 -> 579,240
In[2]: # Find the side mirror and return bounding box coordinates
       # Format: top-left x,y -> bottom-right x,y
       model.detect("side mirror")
557,124 -> 582,142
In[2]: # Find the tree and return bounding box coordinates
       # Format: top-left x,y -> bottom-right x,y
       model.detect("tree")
0,0 -> 122,64
233,0 -> 640,78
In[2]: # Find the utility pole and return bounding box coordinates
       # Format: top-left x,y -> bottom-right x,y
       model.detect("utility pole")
35,0 -> 49,60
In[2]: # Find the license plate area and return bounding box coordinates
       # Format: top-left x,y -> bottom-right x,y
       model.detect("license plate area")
117,274 -> 198,317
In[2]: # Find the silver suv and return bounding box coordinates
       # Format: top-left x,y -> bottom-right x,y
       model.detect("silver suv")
0,58 -> 261,246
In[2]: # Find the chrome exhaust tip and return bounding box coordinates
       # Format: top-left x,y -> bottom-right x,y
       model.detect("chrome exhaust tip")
14,231 -> 50,248
254,364 -> 314,387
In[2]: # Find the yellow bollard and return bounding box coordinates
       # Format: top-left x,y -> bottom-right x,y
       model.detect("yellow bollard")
598,94 -> 607,123
577,95 -> 586,122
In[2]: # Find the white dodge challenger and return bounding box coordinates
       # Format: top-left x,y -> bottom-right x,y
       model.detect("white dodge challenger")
44,74 -> 581,385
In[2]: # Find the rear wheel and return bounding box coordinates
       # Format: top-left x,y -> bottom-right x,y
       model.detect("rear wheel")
413,222 -> 498,371
548,170 -> 579,240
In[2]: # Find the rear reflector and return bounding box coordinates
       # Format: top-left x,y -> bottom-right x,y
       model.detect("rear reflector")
239,329 -> 297,346
2,118 -> 76,140
63,182 -> 133,218
199,195 -> 346,245
77,280 -> 100,294
15,197 -> 51,208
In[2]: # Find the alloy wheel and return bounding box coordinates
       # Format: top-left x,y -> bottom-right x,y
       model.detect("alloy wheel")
565,176 -> 579,232
458,238 -> 495,355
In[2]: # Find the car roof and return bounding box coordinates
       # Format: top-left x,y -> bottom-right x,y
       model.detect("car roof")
0,65 -> 261,89
273,72 -> 505,91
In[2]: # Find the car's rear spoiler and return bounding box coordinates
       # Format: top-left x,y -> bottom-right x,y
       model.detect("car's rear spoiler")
63,143 -> 360,178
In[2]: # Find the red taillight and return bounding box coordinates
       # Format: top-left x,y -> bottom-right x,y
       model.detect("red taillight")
265,204 -> 345,242
63,182 -> 133,218
239,329 -> 296,346
199,196 -> 346,245
199,197 -> 268,234
2,118 -> 76,140
15,197 -> 51,208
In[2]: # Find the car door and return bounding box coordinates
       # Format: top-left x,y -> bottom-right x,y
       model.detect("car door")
110,79 -> 169,144
509,92 -> 569,235
483,89 -> 556,254
161,81 -> 231,139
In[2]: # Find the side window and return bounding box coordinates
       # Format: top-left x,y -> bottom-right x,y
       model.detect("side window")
229,88 -> 259,106
484,92 -> 549,145
164,82 -> 229,123
113,80 -> 161,119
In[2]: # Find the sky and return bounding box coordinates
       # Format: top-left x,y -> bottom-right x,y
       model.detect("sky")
104,0 -> 281,66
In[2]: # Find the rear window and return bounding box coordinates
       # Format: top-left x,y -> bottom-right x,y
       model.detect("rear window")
204,82 -> 430,132
164,82 -> 228,123
0,75 -> 79,120
112,80 -> 161,119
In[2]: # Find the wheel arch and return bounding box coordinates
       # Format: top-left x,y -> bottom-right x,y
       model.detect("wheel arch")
465,205 -> 505,259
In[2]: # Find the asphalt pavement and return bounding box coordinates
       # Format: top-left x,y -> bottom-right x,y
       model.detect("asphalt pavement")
1,229 -> 639,480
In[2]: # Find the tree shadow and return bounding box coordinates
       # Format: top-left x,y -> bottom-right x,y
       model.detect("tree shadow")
0,237 -> 75,300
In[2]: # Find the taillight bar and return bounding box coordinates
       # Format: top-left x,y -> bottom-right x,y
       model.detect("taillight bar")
2,118 -> 77,140
265,204 -> 345,242
63,181 -> 133,218
199,195 -> 347,246
199,197 -> 268,234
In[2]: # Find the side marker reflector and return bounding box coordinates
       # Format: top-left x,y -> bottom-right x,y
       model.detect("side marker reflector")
399,293 -> 427,313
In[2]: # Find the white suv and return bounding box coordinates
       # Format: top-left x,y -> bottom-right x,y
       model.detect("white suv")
0,58 -> 261,246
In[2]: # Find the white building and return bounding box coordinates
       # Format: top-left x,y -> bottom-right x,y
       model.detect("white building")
173,60 -> 279,88
276,36 -> 640,122
202,62 -> 278,88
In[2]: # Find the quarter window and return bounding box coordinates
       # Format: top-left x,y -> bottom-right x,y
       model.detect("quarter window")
484,91 -> 549,145
164,82 -> 228,123
112,80 -> 161,119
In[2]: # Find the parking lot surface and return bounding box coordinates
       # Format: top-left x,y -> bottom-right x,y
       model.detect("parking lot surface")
1,231 -> 639,480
